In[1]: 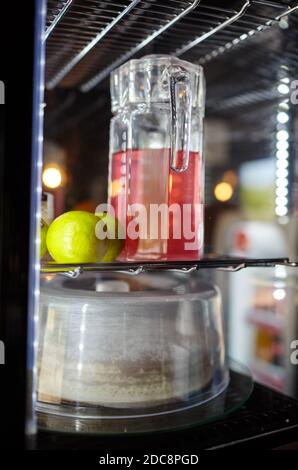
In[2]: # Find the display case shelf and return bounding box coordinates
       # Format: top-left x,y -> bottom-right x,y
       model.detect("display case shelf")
41,256 -> 298,277
45,0 -> 298,90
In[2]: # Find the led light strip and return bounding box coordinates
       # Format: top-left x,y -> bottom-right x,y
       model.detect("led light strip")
275,72 -> 291,218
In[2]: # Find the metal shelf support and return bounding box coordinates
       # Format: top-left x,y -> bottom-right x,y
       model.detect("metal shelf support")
199,0 -> 298,64
46,0 -> 142,89
45,0 -> 73,40
41,257 -> 298,277
175,0 -> 251,57
45,1 -> 298,90
80,0 -> 201,92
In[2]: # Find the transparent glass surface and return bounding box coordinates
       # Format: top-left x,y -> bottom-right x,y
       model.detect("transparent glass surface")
37,272 -> 229,433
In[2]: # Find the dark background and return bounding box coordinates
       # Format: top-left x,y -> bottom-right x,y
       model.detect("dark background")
0,2 -> 37,448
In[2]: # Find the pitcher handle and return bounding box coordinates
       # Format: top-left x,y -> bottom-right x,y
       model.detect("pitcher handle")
167,66 -> 192,173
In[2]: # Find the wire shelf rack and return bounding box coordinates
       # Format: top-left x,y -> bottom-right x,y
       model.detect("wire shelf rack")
45,0 -> 298,90
42,1 -> 298,277
41,257 -> 298,277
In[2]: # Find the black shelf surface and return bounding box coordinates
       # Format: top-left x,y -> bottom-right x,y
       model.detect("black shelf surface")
36,374 -> 298,450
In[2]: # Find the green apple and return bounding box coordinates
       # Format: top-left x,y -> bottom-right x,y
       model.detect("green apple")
95,212 -> 124,262
46,211 -> 108,263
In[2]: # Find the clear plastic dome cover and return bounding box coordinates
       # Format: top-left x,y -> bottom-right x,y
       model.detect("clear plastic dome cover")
37,272 -> 229,433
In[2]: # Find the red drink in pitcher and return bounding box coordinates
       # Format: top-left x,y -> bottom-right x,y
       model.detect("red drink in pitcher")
109,148 -> 203,261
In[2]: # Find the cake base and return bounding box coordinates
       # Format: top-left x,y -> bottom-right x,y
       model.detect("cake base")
36,361 -> 252,435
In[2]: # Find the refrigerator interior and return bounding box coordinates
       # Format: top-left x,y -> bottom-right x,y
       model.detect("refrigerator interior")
41,0 -> 298,412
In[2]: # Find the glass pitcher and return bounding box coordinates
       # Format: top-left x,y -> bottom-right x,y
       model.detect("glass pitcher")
108,55 -> 205,261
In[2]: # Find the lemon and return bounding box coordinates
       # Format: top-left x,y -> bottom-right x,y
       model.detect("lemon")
40,219 -> 48,258
95,212 -> 124,262
46,211 -> 108,263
